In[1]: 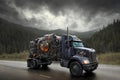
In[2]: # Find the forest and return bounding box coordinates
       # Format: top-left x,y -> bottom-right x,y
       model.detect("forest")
0,18 -> 40,53
0,18 -> 120,54
86,20 -> 120,53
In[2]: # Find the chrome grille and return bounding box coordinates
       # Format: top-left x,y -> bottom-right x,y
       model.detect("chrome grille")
88,52 -> 96,62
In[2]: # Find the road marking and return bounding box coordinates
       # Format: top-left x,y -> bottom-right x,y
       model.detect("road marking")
40,74 -> 51,79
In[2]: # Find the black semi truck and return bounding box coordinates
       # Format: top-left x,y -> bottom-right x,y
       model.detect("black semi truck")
27,28 -> 98,76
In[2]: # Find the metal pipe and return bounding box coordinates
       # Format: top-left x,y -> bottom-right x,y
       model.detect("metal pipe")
67,27 -> 69,48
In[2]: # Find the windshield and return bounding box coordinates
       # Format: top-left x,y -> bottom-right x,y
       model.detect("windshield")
72,41 -> 84,47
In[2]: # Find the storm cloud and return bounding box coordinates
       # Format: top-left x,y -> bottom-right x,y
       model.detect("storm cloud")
0,0 -> 120,32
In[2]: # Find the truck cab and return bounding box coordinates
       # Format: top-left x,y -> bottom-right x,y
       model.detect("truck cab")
60,35 -> 98,76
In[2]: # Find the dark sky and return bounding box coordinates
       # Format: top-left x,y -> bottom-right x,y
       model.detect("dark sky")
0,0 -> 120,32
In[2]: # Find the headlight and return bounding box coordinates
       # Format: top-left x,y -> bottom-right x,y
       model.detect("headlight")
82,59 -> 90,64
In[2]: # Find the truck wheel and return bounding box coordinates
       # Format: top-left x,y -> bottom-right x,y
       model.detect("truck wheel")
29,60 -> 39,69
70,61 -> 83,77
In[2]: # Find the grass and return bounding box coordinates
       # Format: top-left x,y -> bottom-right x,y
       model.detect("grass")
0,51 -> 28,61
97,52 -> 120,65
0,51 -> 120,65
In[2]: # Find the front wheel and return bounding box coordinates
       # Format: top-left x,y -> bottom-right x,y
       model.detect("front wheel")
70,61 -> 83,77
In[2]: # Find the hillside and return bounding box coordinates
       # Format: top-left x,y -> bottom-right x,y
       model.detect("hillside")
86,20 -> 120,53
0,18 -> 57,53
0,18 -> 95,54
1,17 -> 120,54
0,18 -> 40,53
48,29 -> 96,38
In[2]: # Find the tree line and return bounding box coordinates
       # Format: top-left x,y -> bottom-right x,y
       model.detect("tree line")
0,18 -> 41,54
85,20 -> 120,53
0,17 -> 120,54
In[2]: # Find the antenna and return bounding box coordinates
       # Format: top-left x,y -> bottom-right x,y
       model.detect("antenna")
67,27 -> 69,48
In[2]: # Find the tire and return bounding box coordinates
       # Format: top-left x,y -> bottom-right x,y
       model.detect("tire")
70,61 -> 83,77
29,59 -> 39,69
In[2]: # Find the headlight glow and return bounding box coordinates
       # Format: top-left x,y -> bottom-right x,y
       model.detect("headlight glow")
82,59 -> 90,64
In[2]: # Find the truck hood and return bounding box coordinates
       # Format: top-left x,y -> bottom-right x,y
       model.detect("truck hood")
75,47 -> 95,53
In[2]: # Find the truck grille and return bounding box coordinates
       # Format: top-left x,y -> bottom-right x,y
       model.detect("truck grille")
88,52 -> 96,63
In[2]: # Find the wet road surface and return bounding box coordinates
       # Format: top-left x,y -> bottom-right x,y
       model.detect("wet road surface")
0,60 -> 120,80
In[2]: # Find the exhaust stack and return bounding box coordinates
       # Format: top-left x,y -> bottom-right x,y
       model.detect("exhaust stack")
67,27 -> 69,47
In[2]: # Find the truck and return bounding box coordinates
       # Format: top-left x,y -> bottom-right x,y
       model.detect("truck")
27,28 -> 98,76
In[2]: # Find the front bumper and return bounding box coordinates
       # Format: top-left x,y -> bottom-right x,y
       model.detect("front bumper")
83,62 -> 98,71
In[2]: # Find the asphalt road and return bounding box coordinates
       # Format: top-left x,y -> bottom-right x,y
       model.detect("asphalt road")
0,60 -> 120,80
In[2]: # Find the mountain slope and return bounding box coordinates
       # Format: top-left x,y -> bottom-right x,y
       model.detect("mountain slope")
86,20 -> 120,53
0,18 -> 95,54
0,18 -> 40,53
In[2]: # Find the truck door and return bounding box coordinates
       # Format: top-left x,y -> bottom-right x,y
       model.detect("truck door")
61,36 -> 74,59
